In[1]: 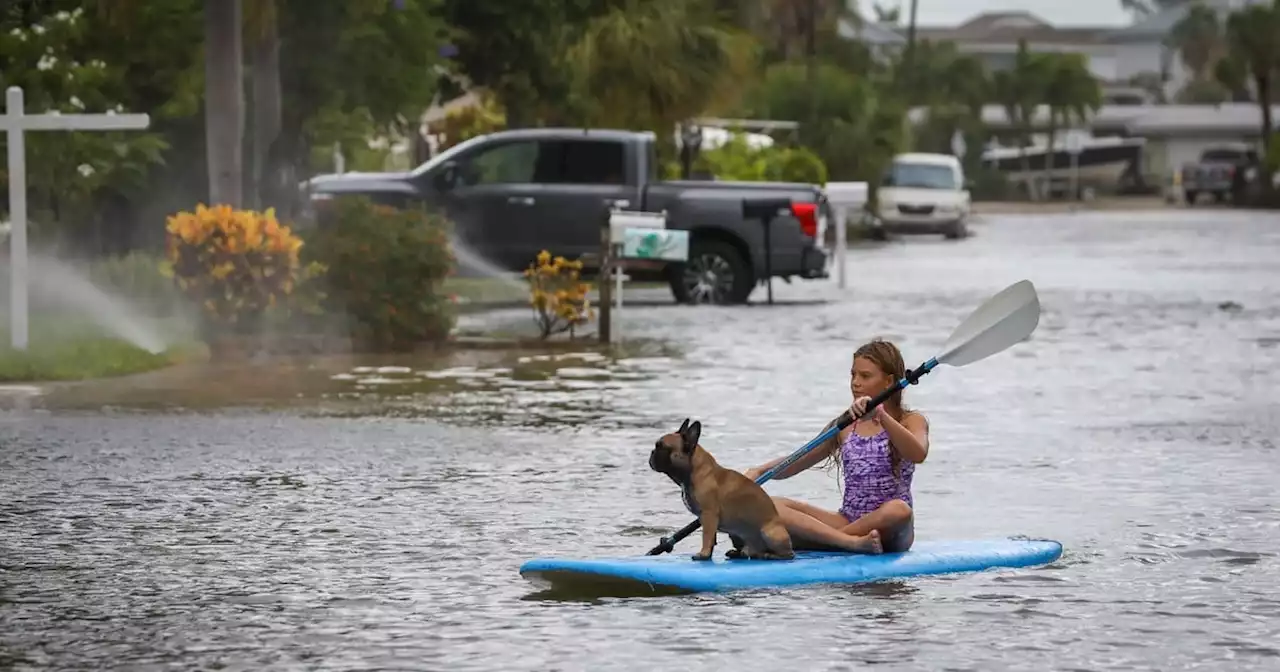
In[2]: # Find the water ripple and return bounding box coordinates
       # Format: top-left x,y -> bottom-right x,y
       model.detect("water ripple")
3,212 -> 1280,670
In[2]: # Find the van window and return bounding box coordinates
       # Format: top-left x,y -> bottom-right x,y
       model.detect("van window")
882,161 -> 959,189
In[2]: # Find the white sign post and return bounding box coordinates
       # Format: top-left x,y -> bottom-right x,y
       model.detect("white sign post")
2,86 -> 150,350
824,182 -> 868,290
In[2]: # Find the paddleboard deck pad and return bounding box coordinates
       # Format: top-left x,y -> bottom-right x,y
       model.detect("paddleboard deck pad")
520,537 -> 1063,596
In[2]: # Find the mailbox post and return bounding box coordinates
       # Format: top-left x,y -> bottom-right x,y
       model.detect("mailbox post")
823,182 -> 869,290
602,207 -> 686,343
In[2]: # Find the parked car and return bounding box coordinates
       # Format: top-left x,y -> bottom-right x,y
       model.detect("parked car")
1180,144 -> 1258,205
871,153 -> 970,239
300,128 -> 830,305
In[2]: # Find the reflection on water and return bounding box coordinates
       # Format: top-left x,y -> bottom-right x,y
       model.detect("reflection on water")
3,212 -> 1280,671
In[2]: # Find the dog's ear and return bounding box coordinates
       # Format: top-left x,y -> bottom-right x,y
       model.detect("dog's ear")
678,418 -> 690,434
682,421 -> 701,453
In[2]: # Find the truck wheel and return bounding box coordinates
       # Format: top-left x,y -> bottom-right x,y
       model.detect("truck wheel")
669,239 -> 753,305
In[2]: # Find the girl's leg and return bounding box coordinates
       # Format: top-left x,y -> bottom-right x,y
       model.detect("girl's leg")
838,499 -> 914,553
772,496 -> 883,554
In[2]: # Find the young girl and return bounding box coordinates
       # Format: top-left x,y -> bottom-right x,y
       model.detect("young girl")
743,339 -> 929,555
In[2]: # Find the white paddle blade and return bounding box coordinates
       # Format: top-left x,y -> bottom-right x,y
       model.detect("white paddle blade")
936,280 -> 1041,367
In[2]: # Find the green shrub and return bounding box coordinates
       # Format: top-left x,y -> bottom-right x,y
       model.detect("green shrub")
304,197 -> 456,352
685,133 -> 830,184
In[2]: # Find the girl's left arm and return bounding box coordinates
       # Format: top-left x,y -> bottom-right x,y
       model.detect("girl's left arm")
882,411 -> 930,463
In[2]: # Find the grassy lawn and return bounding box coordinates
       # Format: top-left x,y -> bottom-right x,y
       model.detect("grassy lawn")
0,316 -> 198,383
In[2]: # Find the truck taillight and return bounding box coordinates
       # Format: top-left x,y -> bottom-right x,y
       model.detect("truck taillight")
791,202 -> 818,238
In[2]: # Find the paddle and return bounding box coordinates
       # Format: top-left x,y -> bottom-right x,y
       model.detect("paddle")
644,279 -> 1042,556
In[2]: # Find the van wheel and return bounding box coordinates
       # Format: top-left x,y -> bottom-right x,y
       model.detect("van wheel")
943,220 -> 968,240
669,239 -> 753,305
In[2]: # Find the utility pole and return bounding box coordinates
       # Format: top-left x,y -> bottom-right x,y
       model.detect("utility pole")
902,0 -> 919,95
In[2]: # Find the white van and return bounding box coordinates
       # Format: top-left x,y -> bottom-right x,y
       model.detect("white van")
874,153 -> 970,239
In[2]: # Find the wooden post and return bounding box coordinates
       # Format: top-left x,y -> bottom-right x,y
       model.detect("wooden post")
598,206 -> 612,344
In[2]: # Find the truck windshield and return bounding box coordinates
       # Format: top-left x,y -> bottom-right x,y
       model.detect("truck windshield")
882,162 -> 958,190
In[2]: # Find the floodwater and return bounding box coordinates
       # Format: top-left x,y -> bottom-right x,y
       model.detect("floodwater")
3,210 -> 1279,671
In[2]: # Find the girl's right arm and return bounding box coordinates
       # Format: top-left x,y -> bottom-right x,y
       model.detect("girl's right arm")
744,417 -> 841,481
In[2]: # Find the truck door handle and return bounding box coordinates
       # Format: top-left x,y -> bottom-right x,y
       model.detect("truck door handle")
507,196 -> 535,206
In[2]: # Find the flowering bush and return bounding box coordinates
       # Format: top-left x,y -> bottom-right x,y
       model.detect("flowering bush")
303,196 -> 456,352
524,250 -> 594,340
161,204 -> 321,337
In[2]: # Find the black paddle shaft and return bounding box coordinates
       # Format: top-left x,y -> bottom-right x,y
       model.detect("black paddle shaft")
645,362 -> 934,556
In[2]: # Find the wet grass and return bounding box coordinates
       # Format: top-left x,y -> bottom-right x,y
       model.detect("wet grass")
29,332 -> 684,426
444,276 -> 669,308
0,316 -> 200,383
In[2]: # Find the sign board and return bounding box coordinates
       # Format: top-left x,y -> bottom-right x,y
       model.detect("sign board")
620,229 -> 688,261
3,86 -> 151,350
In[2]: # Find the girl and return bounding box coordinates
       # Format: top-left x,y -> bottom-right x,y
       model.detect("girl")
743,339 -> 929,555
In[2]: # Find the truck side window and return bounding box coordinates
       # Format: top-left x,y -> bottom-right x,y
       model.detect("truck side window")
463,141 -> 539,185
532,140 -> 626,185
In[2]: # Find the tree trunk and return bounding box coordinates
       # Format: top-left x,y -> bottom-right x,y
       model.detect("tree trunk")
1257,74 -> 1273,193
204,0 -> 245,208
250,7 -> 282,211
1043,111 -> 1058,201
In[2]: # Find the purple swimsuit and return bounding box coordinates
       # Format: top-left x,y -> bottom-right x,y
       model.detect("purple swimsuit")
839,427 -> 914,522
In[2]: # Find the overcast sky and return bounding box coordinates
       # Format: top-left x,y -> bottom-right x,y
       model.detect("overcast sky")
866,0 -> 1136,27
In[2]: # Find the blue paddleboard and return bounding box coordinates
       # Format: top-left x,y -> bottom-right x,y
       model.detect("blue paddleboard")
520,537 -> 1063,595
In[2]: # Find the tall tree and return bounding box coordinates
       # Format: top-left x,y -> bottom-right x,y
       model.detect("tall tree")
567,0 -> 756,131
204,0 -> 244,208
1042,52 -> 1102,191
1166,1 -> 1222,82
1220,2 -> 1280,171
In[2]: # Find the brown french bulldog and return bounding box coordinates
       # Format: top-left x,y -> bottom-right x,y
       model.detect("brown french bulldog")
648,418 -> 795,562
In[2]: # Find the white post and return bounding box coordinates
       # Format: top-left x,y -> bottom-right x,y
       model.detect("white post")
834,204 -> 847,289
1066,133 -> 1082,212
613,243 -> 623,343
823,182 -> 868,291
1,86 -> 150,350
6,88 -> 28,351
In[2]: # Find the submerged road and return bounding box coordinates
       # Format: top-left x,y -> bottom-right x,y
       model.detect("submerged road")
2,210 -> 1279,670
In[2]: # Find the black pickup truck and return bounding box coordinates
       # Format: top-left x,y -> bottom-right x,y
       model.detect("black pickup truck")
300,128 -> 830,304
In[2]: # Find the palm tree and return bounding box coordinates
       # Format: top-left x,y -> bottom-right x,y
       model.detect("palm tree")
566,0 -> 756,133
1166,2 -> 1222,82
993,41 -> 1048,198
246,0 -> 281,211
1042,53 -> 1103,195
1221,2 -> 1280,168
204,0 -> 244,208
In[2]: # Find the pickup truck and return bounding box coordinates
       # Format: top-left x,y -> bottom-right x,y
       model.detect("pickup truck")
300,128 -> 830,305
1180,144 -> 1258,205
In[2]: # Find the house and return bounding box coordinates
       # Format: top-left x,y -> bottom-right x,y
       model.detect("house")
1120,103 -> 1280,178
909,102 -> 1280,184
908,12 -> 1119,80
837,16 -> 906,62
1103,0 -> 1268,101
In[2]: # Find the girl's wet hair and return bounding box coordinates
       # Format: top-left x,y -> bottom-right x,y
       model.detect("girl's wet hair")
823,338 -> 911,484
